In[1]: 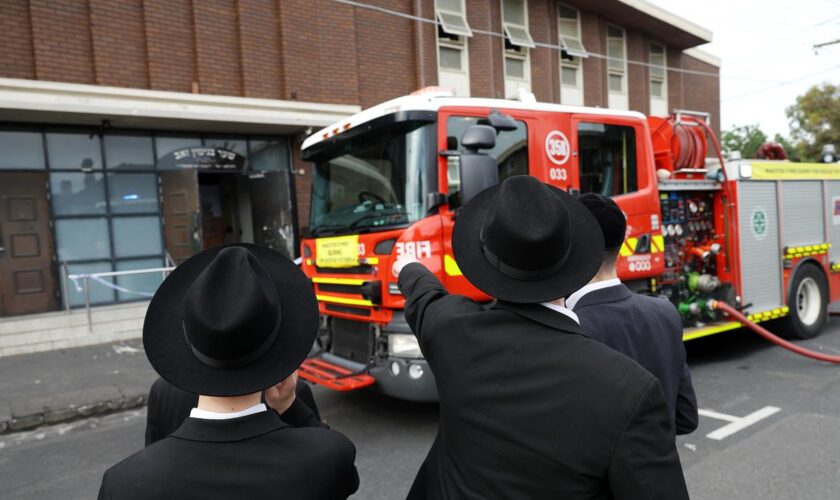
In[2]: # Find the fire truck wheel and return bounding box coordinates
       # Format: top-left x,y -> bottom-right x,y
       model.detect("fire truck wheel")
781,264 -> 828,340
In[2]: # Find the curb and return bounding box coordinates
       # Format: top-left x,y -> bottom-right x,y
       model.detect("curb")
1,393 -> 148,435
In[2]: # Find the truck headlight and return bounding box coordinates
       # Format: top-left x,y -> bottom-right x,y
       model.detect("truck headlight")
387,333 -> 422,358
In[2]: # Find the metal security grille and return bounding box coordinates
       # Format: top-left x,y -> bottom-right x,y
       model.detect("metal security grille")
330,318 -> 373,363
782,181 -> 824,247
738,181 -> 783,313
827,181 -> 840,264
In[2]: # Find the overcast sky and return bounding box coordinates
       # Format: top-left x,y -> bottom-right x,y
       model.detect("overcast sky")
647,0 -> 840,138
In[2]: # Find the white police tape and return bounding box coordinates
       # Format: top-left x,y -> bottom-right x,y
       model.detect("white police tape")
90,275 -> 156,297
67,274 -> 156,297
68,275 -> 84,293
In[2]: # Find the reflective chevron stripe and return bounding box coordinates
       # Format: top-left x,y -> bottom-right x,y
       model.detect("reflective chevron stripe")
651,235 -> 665,254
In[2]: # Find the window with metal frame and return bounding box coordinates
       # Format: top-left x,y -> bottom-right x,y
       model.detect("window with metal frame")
436,0 -> 471,96
606,25 -> 626,93
435,0 -> 472,37
503,43 -> 530,98
502,0 -> 532,98
606,24 -> 628,109
577,122 -> 638,197
502,0 -> 535,48
2,125 -> 292,307
560,62 -> 579,87
558,4 -> 587,58
446,116 -> 529,207
649,42 -> 667,98
558,3 -> 585,105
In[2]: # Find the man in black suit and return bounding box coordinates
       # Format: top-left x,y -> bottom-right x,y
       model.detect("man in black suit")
397,176 -> 688,499
98,245 -> 358,499
144,376 -> 322,445
569,193 -> 698,435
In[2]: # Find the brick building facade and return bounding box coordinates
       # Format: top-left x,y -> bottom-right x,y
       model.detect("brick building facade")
0,0 -> 719,316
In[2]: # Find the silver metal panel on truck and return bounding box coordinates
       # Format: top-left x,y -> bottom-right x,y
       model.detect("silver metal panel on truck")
781,181 -> 824,247
738,181 -> 783,312
827,182 -> 840,263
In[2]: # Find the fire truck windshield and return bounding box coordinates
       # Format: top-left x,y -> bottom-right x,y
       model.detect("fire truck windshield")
309,120 -> 432,236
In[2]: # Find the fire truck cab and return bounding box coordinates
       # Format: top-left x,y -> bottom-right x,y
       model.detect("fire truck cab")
298,89 -> 839,401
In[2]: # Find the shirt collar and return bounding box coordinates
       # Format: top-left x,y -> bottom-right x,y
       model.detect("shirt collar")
566,278 -> 622,310
172,409 -> 290,443
190,403 -> 267,420
539,302 -> 580,324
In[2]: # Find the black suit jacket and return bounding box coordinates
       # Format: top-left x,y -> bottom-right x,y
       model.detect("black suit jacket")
145,377 -> 322,446
98,410 -> 358,499
399,264 -> 688,500
573,284 -> 699,435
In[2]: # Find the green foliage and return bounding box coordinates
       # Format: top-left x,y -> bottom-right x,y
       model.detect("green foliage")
786,83 -> 840,162
721,124 -> 767,159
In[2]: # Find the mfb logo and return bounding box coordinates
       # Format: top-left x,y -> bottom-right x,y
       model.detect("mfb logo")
545,130 -> 571,166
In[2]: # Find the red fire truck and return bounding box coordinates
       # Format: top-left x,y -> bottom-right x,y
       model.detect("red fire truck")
297,88 -> 840,401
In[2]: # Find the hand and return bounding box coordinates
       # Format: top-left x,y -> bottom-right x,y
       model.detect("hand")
264,372 -> 298,415
392,255 -> 420,278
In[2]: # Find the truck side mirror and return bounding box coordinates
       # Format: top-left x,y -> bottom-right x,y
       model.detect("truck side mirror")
478,110 -> 518,132
459,125 -> 499,206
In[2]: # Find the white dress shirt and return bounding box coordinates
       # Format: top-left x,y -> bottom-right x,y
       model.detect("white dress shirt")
539,301 -> 580,324
566,278 -> 622,310
190,403 -> 267,420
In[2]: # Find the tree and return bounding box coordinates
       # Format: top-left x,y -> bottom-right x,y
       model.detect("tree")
786,83 -> 840,162
721,124 -> 767,159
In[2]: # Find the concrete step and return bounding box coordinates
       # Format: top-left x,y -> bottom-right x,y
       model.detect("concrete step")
0,302 -> 148,336
0,302 -> 148,358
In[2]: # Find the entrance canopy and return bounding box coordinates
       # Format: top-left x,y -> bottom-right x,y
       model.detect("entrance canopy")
0,78 -> 360,134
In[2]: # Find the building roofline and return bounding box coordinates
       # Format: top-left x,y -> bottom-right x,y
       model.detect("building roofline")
683,48 -> 722,68
618,0 -> 713,44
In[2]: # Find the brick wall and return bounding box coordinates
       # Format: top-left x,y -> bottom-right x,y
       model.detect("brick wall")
355,0 -> 417,108
193,0 -> 243,96
679,54 -> 721,137
0,0 -> 720,231
466,0 -> 503,98
626,29 -> 647,114
237,0 -> 283,99
579,8 -> 606,107
528,0 -> 556,103
290,141 -> 313,233
416,0 -> 439,89
0,0 -> 36,79
666,48 -> 684,119
30,0 -> 95,84
143,0 -> 196,93
90,0 -> 149,88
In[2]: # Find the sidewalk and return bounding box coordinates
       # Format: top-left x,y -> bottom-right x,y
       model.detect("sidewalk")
0,339 -> 156,434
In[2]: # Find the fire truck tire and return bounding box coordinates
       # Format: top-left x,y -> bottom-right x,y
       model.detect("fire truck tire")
781,264 -> 828,340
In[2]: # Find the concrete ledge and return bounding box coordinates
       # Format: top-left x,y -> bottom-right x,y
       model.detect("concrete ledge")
0,302 -> 147,358
0,78 -> 361,134
6,393 -> 148,433
0,339 -> 156,435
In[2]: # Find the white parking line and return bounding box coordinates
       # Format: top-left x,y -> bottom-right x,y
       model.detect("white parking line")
696,409 -> 739,423
698,406 -> 781,440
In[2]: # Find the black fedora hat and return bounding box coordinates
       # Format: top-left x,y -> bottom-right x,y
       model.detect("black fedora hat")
143,244 -> 318,397
578,193 -> 627,251
453,176 -> 605,303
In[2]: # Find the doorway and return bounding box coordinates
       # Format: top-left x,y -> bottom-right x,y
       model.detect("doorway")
160,170 -> 296,264
0,172 -> 59,316
198,172 -> 252,249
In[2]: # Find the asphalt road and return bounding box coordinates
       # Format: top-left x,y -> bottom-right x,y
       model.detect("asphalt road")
3,319 -> 840,499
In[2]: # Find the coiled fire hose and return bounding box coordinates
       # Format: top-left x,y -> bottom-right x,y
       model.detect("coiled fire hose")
709,300 -> 840,364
